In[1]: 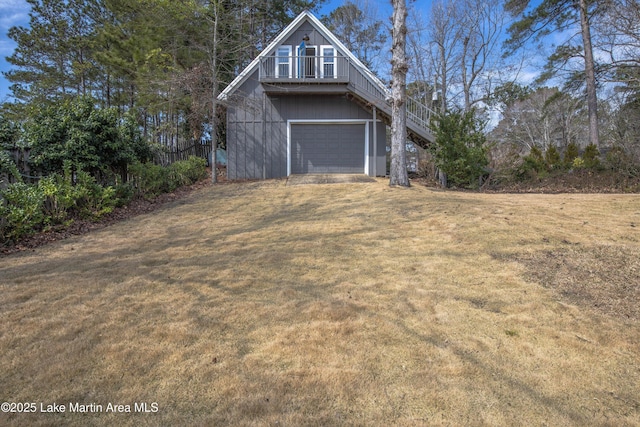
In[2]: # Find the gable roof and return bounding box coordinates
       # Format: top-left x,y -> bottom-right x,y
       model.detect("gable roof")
217,10 -> 389,101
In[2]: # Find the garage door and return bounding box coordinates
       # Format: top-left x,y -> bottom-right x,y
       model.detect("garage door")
291,123 -> 365,174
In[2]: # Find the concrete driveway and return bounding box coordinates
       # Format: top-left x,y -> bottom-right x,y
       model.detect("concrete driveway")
286,174 -> 377,186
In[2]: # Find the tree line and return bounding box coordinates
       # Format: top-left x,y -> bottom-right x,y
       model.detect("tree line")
405,0 -> 640,187
2,0 -> 640,191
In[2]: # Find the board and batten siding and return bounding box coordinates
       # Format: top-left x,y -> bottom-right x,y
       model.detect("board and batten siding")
226,72 -> 387,180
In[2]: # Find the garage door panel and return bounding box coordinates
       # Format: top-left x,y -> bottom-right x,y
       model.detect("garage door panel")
291,123 -> 365,174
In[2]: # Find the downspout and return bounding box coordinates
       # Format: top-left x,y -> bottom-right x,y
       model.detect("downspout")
263,91 -> 267,179
373,105 -> 377,177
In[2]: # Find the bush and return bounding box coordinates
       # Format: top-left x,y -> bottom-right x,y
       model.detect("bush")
563,142 -> 580,168
113,183 -> 135,207
72,171 -> 118,219
169,156 -> 207,188
38,173 -> 76,224
130,156 -> 206,198
129,162 -> 171,197
430,109 -> 489,188
1,150 -> 21,183
572,157 -> 586,169
0,182 -> 45,243
583,143 -> 601,169
605,146 -> 639,178
515,146 -> 547,180
545,146 -> 562,170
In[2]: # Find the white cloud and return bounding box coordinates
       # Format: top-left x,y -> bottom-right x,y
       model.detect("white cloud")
0,1 -> 30,32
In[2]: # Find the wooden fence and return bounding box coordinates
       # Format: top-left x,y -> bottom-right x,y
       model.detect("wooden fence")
155,143 -> 213,166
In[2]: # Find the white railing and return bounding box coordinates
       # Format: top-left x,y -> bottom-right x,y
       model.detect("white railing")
348,70 -> 436,136
259,54 -> 435,138
407,96 -> 435,131
259,56 -> 350,81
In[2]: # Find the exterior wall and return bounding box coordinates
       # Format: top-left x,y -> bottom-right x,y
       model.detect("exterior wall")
282,21 -> 331,49
226,70 -> 388,180
225,15 -> 389,180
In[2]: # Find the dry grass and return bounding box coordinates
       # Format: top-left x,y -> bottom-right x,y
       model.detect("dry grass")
1,179 -> 639,426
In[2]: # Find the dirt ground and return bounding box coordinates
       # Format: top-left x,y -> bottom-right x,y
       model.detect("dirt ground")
1,178 -> 639,426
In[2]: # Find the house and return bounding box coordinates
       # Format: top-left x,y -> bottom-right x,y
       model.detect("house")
217,10 -> 435,180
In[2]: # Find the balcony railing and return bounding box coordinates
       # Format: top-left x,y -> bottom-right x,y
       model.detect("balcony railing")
259,55 -> 350,83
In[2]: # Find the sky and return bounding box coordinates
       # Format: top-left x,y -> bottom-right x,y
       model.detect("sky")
0,0 -> 30,102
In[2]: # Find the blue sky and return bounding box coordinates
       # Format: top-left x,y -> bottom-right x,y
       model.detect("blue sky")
0,0 -> 30,102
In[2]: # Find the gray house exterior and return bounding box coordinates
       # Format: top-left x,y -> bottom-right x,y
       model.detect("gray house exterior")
218,11 -> 434,180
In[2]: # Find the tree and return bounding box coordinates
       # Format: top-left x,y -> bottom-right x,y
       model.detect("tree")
424,0 -> 461,112
489,87 -> 588,162
458,0 -> 507,111
504,0 -> 601,147
4,0 -> 98,103
430,109 -> 489,188
595,0 -> 640,98
24,97 -> 149,181
324,0 -> 387,72
389,0 -> 410,187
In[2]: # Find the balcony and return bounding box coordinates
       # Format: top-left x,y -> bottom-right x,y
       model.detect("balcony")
259,55 -> 350,85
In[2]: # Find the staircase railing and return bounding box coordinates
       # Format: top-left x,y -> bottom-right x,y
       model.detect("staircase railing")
406,96 -> 435,132
347,69 -> 435,138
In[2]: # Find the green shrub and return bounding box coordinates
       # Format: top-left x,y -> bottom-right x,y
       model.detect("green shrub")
72,171 -> 117,219
130,157 -> 206,198
515,146 -> 547,180
38,173 -> 75,224
583,143 -> 601,169
169,156 -> 207,188
563,142 -> 580,168
429,109 -> 489,188
113,183 -> 135,207
0,182 -> 45,243
129,162 -> 171,197
605,146 -> 639,178
545,146 -> 562,170
1,151 -> 21,183
572,157 -> 585,169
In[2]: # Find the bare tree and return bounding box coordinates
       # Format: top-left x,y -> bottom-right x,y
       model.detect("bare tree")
389,0 -> 410,187
504,0 -> 602,148
458,0 -> 506,111
426,0 -> 462,112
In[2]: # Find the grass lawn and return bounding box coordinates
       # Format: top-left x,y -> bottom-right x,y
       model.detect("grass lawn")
1,179 -> 639,426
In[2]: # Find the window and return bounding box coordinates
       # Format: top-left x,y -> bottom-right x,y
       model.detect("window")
276,46 -> 292,78
321,46 -> 336,78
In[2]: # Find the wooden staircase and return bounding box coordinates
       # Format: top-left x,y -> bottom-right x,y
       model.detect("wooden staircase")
345,73 -> 436,148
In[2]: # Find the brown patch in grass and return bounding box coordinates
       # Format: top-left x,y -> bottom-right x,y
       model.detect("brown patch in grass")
1,180 -> 639,425
506,244 -> 640,322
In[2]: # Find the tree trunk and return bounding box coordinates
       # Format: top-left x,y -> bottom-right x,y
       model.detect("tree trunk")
579,0 -> 600,147
211,0 -> 219,184
389,0 -> 410,187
